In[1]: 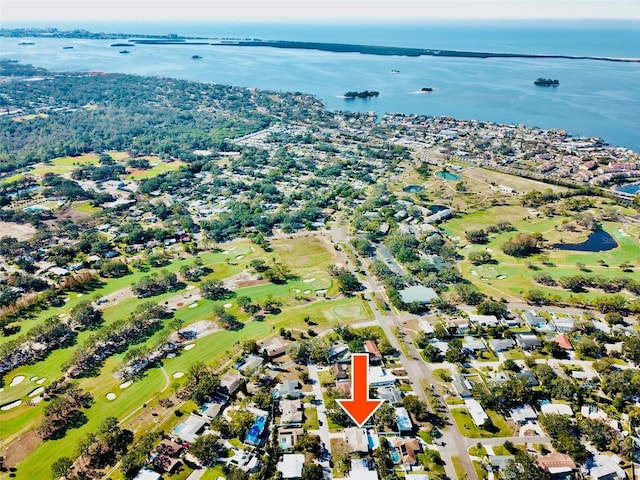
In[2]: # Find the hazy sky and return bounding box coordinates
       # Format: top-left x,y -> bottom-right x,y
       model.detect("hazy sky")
3,0 -> 640,23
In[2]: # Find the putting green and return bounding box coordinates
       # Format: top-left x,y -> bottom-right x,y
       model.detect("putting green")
474,265 -> 502,280
333,304 -> 365,320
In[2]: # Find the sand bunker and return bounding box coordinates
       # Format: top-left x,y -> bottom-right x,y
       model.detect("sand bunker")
9,375 -> 25,387
1,400 -> 22,411
36,377 -> 46,385
303,278 -> 316,283
166,353 -> 176,359
497,275 -> 507,279
186,284 -> 195,290
173,372 -> 184,378
77,293 -> 83,297
120,380 -> 133,389
223,303 -> 232,308
229,247 -> 237,251
188,303 -> 198,308
316,289 -> 327,295
28,387 -> 45,397
471,270 -> 478,276
106,393 -> 116,400
184,344 -> 196,351
30,376 -> 38,381
303,289 -> 311,294
292,288 -> 301,293
32,396 -> 44,404
235,255 -> 244,260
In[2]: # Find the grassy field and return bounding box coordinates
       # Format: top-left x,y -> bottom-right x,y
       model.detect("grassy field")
303,407 -> 319,430
0,173 -> 26,185
29,154 -> 100,176
451,408 -> 512,438
127,160 -> 185,179
449,211 -> 640,302
451,455 -> 467,480
3,234 -> 373,477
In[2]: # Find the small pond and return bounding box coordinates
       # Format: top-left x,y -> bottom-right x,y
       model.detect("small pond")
403,184 -> 424,193
430,204 -> 449,213
616,183 -> 640,195
435,171 -> 461,181
553,229 -> 618,252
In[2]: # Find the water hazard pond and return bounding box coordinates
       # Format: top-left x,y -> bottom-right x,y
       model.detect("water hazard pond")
552,229 -> 618,252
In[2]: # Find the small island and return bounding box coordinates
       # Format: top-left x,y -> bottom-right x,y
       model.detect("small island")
534,77 -> 560,86
119,50 -> 130,54
111,43 -> 132,47
390,69 -> 400,74
421,87 -> 433,92
192,55 -> 203,59
62,46 -> 74,49
344,90 -> 379,99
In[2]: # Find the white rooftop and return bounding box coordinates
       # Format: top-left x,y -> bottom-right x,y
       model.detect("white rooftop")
541,403 -> 574,417
464,398 -> 489,427
277,454 -> 305,479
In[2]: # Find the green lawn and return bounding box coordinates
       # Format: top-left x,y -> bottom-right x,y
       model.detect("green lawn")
303,407 -> 319,430
127,160 -> 185,179
417,450 -> 446,478
452,408 -> 512,438
3,235 -> 369,476
451,455 -> 468,480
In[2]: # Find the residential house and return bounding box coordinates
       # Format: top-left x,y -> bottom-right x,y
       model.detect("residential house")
261,337 -> 290,358
172,414 -> 208,443
464,399 -> 489,427
344,427 -> 369,454
229,449 -> 261,472
350,458 -> 379,480
278,427 -> 304,450
489,338 -> 515,352
280,399 -> 303,425
514,334 -> 542,350
364,339 -> 383,362
509,404 -> 537,424
552,316 -> 576,333
463,336 -> 486,353
368,367 -> 397,386
133,468 -> 161,480
536,453 -> 577,478
330,363 -> 349,381
277,454 -> 305,479
468,314 -> 499,328
522,311 -> 548,329
540,403 -> 573,417
151,439 -> 182,474
201,401 -> 225,420
515,370 -> 539,386
555,334 -> 573,351
275,380 -> 303,399
390,437 -> 422,465
396,407 -> 413,433
220,372 -> 242,397
488,455 -> 515,473
377,386 -> 403,405
238,354 -> 263,374
452,375 -> 473,398
328,343 -> 350,363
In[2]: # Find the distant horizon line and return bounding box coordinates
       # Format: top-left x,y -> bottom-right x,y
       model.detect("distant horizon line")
5,18 -> 640,25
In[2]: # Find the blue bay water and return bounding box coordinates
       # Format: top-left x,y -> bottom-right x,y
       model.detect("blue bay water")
1,20 -> 639,150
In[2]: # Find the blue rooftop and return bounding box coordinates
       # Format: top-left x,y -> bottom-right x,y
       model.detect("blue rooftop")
244,416 -> 267,446
395,407 -> 413,432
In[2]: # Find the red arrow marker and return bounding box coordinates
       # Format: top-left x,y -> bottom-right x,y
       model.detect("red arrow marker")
336,353 -> 384,427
